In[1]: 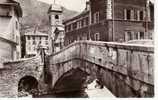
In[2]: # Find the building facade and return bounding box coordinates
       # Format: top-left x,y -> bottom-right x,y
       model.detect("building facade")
0,0 -> 22,67
64,2 -> 90,46
64,0 -> 153,46
48,3 -> 65,54
21,30 -> 49,58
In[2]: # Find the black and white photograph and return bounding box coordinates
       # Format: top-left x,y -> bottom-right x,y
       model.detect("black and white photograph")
0,0 -> 155,98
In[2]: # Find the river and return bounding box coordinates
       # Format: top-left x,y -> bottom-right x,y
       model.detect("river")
34,80 -> 115,98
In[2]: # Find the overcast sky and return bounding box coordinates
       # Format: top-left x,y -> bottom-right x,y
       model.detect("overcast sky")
38,0 -> 86,12
38,0 -> 154,12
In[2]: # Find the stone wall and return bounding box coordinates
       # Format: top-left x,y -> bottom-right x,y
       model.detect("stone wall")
0,40 -> 15,67
0,55 -> 44,97
49,41 -> 154,97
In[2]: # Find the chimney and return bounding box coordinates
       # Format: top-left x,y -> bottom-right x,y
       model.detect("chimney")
85,1 -> 90,11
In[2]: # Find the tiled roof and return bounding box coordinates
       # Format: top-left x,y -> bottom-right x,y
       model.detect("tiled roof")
24,31 -> 48,36
48,3 -> 62,12
63,10 -> 89,23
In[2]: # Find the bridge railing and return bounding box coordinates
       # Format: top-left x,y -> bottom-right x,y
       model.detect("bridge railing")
49,41 -> 154,85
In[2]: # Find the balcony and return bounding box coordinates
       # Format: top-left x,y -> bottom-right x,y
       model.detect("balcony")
0,32 -> 19,45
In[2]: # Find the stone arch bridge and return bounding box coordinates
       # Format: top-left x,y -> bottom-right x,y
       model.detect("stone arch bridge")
0,53 -> 45,97
0,41 -> 154,97
48,41 -> 154,97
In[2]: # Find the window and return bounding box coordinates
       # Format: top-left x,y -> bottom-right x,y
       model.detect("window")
45,41 -> 48,45
127,32 -> 132,40
131,10 -> 134,20
33,40 -> 36,45
140,11 -> 144,20
127,10 -> 131,20
93,12 -> 100,23
70,24 -> 73,31
94,33 -> 100,41
137,10 -> 144,21
46,37 -> 48,40
125,31 -> 145,41
83,18 -> 86,27
55,15 -> 59,19
73,22 -> 77,30
39,41 -> 41,44
134,32 -> 139,39
81,19 -> 84,27
137,10 -> 140,21
77,21 -> 80,29
27,36 -> 30,40
86,17 -> 89,25
33,37 -> 35,40
125,31 -> 132,41
79,21 -> 82,28
124,9 -> 134,20
65,26 -> 68,32
68,24 -> 71,31
16,36 -> 20,44
33,37 -> 36,45
49,16 -> 51,21
96,12 -> 100,23
16,21 -> 18,30
140,32 -> 144,39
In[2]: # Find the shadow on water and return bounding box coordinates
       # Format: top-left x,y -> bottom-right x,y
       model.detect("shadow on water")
35,90 -> 89,98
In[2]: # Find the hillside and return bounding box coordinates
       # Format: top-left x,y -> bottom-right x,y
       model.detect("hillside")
17,0 -> 78,34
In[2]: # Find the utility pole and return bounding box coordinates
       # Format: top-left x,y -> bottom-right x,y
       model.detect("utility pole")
112,0 -> 115,41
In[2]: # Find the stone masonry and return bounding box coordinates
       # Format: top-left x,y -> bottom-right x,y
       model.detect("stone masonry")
48,41 -> 154,97
0,54 -> 44,97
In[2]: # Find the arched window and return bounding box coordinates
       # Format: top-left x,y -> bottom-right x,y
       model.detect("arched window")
55,15 -> 59,19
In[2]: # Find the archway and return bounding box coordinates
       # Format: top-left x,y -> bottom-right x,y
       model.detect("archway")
18,76 -> 39,97
52,68 -> 89,97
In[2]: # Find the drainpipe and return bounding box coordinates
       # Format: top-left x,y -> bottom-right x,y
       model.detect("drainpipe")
112,0 -> 115,41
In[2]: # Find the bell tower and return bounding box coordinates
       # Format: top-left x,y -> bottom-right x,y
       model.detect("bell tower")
48,3 -> 64,54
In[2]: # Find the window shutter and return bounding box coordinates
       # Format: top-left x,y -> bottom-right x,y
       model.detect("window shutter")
131,10 -> 134,20
124,9 -> 127,20
137,10 -> 140,21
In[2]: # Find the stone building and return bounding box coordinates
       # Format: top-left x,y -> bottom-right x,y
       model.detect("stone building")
64,2 -> 90,46
21,29 -> 49,58
0,0 -> 22,67
48,3 -> 65,54
64,0 -> 153,46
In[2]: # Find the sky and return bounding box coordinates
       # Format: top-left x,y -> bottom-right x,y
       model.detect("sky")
38,0 -> 87,12
38,0 -> 154,12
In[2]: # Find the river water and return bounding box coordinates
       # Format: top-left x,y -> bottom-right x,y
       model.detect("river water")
34,80 -> 115,98
19,79 -> 115,98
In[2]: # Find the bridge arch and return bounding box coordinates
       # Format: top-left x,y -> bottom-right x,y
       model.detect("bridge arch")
18,75 -> 39,97
52,68 -> 89,93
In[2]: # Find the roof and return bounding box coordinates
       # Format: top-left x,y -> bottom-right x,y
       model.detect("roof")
48,3 -> 62,13
63,10 -> 89,24
0,0 -> 22,17
24,31 -> 48,37
56,27 -> 64,31
54,27 -> 64,35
